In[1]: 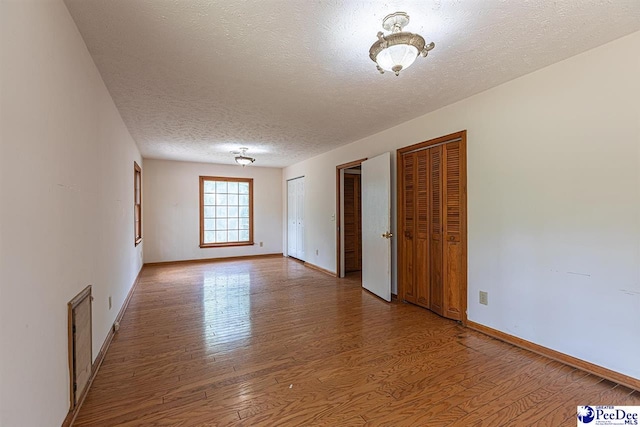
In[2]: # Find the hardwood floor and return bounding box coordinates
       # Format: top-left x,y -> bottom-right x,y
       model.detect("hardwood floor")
75,256 -> 639,426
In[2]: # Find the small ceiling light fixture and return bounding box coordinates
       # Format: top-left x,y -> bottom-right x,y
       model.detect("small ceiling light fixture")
369,12 -> 435,76
233,147 -> 255,166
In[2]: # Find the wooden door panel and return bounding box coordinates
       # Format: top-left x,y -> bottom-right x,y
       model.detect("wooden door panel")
429,238 -> 444,315
345,250 -> 356,270
355,175 -> 361,270
415,150 -> 430,307
401,153 -> 416,302
445,242 -> 463,320
402,237 -> 415,303
429,146 -> 444,315
443,141 -> 464,320
415,239 -> 429,307
344,173 -> 362,272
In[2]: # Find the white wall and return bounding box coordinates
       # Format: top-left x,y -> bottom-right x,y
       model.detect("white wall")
143,159 -> 282,263
0,1 -> 143,425
283,31 -> 640,380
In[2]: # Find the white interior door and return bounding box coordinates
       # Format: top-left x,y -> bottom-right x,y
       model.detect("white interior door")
361,152 -> 391,301
287,179 -> 297,257
287,177 -> 305,260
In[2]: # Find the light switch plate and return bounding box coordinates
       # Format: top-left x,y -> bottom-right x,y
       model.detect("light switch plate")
479,291 -> 488,305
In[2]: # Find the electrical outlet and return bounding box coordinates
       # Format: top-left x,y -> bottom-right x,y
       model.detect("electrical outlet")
260,241 -> 263,247
479,291 -> 488,306
108,296 -> 112,310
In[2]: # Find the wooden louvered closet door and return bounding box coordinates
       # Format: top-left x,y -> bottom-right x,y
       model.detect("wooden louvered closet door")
442,141 -> 464,320
429,146 -> 444,316
397,131 -> 467,322
415,149 -> 430,308
401,152 -> 416,303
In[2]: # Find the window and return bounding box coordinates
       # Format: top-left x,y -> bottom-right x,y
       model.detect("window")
134,162 -> 142,246
200,176 -> 253,248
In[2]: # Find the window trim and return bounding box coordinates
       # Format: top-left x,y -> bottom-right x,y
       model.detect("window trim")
199,176 -> 254,248
134,161 -> 142,246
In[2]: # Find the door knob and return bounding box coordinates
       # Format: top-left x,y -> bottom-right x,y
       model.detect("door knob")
381,231 -> 393,239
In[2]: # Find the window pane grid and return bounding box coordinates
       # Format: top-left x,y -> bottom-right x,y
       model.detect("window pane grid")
201,177 -> 252,246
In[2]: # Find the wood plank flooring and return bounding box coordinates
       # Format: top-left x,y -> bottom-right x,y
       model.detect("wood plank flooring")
75,256 -> 639,426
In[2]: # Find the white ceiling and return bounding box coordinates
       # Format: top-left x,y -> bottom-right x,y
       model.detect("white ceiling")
64,0 -> 640,168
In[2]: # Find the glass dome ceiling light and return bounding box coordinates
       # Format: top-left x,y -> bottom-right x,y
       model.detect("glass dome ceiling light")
369,12 -> 435,76
233,147 -> 255,166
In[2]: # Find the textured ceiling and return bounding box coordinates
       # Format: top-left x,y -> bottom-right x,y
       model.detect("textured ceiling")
64,0 -> 640,168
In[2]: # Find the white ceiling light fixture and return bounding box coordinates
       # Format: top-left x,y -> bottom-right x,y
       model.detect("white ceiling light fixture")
233,147 -> 255,166
369,12 -> 435,76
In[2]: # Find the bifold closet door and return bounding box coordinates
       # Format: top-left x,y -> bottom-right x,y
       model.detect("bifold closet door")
398,131 -> 466,322
400,150 -> 442,314
400,148 -> 439,312
400,152 -> 416,303
414,149 -> 430,308
428,146 -> 444,316
287,177 -> 305,260
442,141 -> 464,320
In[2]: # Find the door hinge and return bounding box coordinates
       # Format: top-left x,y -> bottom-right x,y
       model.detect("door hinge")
73,382 -> 77,392
72,325 -> 76,334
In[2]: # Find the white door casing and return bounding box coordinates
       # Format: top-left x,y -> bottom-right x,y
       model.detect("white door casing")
296,178 -> 305,260
287,179 -> 297,257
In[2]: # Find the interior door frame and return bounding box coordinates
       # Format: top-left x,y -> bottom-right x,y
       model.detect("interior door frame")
396,130 -> 468,323
336,158 -> 367,277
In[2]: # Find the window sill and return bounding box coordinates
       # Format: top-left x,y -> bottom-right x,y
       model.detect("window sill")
200,241 -> 254,248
